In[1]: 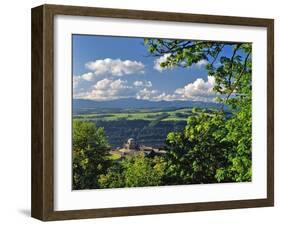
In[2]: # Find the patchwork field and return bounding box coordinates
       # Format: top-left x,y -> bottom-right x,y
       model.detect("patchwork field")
73,108 -> 198,148
73,108 -> 196,121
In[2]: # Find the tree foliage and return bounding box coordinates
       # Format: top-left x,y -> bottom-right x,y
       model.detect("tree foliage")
144,38 -> 252,183
122,153 -> 166,187
165,110 -> 231,184
73,120 -> 110,189
99,153 -> 166,188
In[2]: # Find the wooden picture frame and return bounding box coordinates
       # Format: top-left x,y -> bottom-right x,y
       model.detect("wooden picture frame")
31,4 -> 274,221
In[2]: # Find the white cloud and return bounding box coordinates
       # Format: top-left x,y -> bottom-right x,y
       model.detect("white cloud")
134,76 -> 216,102
153,53 -> 173,72
154,54 -> 208,72
194,59 -> 208,68
73,72 -> 98,95
133,80 -> 152,87
73,58 -> 146,98
76,78 -> 136,100
135,76 -> 216,102
136,88 -> 160,100
85,58 -> 145,76
136,89 -> 180,102
154,93 -> 179,101
175,76 -> 216,101
81,72 -> 95,81
94,78 -> 127,90
74,72 -> 217,102
73,73 -> 95,94
179,59 -> 209,68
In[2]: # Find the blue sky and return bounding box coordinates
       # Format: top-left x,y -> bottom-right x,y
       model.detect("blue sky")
72,34 -> 229,102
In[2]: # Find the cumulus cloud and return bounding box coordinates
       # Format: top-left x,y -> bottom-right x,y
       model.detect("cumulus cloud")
133,80 -> 152,88
73,58 -> 146,98
136,89 -> 180,102
81,72 -> 95,81
194,59 -> 208,68
73,72 -> 101,98
136,88 -> 160,100
153,53 -> 173,72
153,93 -> 179,101
135,76 -> 216,102
134,76 -> 216,102
75,77 -> 155,101
154,54 -> 208,72
85,58 -> 145,76
175,76 -> 216,101
94,78 -> 127,90
73,73 -> 95,95
76,78 -> 136,100
74,71 -> 217,102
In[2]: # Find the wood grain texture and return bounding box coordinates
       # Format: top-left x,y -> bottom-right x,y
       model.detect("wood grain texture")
31,5 -> 54,220
31,4 -> 274,221
266,19 -> 274,206
45,198 -> 272,221
31,5 -> 44,220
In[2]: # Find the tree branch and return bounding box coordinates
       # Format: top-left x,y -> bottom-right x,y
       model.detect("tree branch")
224,51 -> 251,102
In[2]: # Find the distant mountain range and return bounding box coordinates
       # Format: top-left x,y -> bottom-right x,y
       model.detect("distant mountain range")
73,98 -> 223,114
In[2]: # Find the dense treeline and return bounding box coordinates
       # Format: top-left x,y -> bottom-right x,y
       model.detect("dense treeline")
72,120 -> 167,189
95,119 -> 186,148
72,40 -> 252,189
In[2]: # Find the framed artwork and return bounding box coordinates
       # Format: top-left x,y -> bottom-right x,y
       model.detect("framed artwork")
31,4 -> 274,221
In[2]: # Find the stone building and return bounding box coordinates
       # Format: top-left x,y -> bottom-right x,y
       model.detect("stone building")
116,138 -> 166,158
123,138 -> 138,150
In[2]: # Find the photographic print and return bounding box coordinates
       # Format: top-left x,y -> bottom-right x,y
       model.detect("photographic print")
31,4 -> 273,220
72,35 -> 252,190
